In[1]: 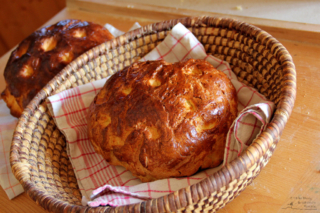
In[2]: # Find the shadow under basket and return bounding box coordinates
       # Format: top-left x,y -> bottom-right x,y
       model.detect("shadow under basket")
10,16 -> 296,213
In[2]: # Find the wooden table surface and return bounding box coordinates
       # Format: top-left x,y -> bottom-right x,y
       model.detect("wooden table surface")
1,1 -> 320,212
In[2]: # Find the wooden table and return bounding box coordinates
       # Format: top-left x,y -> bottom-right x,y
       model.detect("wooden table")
1,1 -> 320,212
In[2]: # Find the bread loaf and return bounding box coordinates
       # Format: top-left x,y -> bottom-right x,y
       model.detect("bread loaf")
87,59 -> 238,182
1,19 -> 114,117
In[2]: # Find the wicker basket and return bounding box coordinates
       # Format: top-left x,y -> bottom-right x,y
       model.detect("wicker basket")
10,16 -> 296,212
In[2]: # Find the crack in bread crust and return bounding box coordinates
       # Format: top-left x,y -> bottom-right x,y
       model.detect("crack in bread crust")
87,59 -> 238,182
1,19 -> 114,117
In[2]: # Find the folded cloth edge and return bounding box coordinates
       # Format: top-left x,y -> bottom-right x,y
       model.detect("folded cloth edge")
43,24 -> 276,207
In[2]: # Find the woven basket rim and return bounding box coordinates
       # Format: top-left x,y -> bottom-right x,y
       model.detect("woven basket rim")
10,16 -> 296,212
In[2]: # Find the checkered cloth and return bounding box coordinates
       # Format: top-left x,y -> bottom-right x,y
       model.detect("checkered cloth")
0,22 -> 142,200
46,23 -> 275,207
0,100 -> 23,199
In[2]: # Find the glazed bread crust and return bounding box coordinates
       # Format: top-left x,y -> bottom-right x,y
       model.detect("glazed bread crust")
1,19 -> 114,117
87,59 -> 238,182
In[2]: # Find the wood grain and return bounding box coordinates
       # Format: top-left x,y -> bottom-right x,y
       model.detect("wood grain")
218,40 -> 320,213
0,2 -> 320,212
0,36 -> 9,56
0,0 -> 65,56
0,187 -> 44,213
67,0 -> 320,38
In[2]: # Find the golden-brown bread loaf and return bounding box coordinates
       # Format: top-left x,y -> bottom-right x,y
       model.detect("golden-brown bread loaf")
87,59 -> 238,182
1,19 -> 114,117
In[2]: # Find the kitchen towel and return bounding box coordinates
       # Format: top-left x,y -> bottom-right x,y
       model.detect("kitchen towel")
0,100 -> 22,199
47,23 -> 275,207
0,22 -> 142,200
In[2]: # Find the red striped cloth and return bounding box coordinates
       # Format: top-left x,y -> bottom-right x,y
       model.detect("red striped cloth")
46,23 -> 275,207
0,100 -> 23,199
0,22 -> 142,201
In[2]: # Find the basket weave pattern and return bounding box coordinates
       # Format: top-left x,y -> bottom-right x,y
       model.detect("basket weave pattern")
10,16 -> 296,212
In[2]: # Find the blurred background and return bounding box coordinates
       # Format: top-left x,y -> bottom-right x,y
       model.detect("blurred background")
0,0 -> 65,56
1,0 -> 319,57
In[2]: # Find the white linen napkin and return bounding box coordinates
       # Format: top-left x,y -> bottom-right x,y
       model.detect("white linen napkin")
104,22 -> 141,37
46,23 -> 275,207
